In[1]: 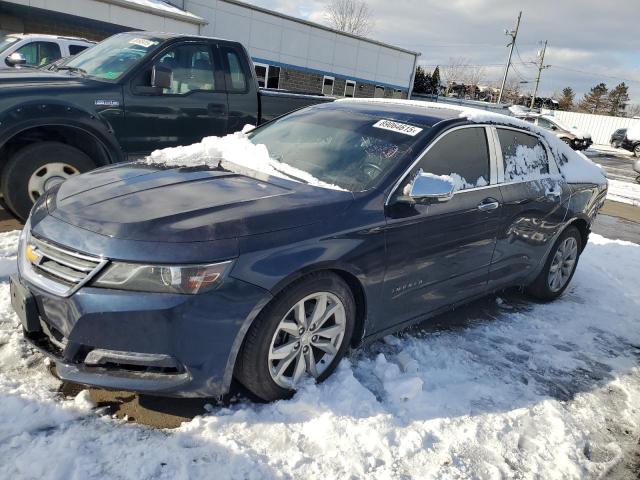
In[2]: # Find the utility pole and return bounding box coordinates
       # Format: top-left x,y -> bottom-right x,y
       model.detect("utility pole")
497,11 -> 522,104
529,40 -> 549,109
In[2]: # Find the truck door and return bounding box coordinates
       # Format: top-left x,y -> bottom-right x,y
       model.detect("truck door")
123,42 -> 228,156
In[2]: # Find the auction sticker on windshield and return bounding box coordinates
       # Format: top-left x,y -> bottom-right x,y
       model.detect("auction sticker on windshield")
129,38 -> 157,48
373,120 -> 423,136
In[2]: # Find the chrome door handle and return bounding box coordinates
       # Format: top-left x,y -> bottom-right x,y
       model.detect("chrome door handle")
477,200 -> 500,211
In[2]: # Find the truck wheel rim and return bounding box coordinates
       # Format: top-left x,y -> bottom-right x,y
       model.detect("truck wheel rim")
548,236 -> 578,292
268,292 -> 346,389
27,163 -> 80,202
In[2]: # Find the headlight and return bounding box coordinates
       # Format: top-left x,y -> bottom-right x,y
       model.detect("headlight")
92,260 -> 232,294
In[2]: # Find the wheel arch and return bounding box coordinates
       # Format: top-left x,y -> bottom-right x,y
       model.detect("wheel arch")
0,102 -> 124,181
223,264 -> 370,395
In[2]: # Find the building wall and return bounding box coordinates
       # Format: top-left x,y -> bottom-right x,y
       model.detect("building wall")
542,109 -> 640,146
184,0 -> 416,96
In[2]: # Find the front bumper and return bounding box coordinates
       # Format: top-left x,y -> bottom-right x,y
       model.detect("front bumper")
12,268 -> 271,398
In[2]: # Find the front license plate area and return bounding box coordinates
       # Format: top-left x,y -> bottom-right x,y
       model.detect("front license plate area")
10,276 -> 40,333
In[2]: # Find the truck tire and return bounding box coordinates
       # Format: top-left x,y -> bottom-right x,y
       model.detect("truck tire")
1,142 -> 95,220
235,272 -> 355,402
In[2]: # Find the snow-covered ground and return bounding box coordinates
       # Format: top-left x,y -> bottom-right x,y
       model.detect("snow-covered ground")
586,144 -> 634,158
607,179 -> 640,207
1,229 -> 639,479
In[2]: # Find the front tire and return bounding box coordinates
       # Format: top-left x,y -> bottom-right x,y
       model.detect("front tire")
634,144 -> 640,157
527,226 -> 582,301
235,272 -> 355,402
1,142 -> 95,220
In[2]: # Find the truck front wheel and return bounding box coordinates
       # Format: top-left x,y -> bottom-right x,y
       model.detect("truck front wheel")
1,142 -> 95,220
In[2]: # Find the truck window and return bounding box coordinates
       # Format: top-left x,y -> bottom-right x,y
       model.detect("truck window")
16,41 -> 61,67
155,44 -> 216,95
225,50 -> 247,91
69,44 -> 89,55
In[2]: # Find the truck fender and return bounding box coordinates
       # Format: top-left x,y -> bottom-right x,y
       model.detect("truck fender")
0,100 -> 124,164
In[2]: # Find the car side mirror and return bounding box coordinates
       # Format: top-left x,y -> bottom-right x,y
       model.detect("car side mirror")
550,125 -> 558,131
396,172 -> 456,205
6,52 -> 26,67
151,65 -> 172,90
410,172 -> 455,202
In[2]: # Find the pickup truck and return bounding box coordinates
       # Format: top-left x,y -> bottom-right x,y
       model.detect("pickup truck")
0,31 -> 332,219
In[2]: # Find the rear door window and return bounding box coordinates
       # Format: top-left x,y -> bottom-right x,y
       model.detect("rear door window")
496,128 -> 549,182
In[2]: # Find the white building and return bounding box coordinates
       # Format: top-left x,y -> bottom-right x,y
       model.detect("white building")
0,0 -> 419,97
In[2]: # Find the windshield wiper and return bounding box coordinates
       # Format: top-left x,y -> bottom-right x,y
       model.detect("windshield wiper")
269,161 -> 310,185
55,66 -> 87,75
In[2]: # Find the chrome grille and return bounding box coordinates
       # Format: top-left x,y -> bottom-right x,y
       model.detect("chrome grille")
26,236 -> 106,295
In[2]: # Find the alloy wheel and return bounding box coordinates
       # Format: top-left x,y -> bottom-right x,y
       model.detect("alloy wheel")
268,292 -> 346,388
547,236 -> 578,292
27,162 -> 80,202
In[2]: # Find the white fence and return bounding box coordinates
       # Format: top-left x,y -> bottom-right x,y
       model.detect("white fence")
541,109 -> 640,146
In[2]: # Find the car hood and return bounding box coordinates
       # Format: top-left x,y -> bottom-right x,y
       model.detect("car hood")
46,163 -> 354,243
569,128 -> 591,139
0,68 -> 86,86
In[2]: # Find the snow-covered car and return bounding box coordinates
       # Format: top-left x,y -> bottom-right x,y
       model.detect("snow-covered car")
613,126 -> 640,157
517,113 -> 593,150
10,99 -> 607,401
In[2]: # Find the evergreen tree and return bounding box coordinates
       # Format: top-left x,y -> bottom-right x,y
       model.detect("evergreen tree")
431,66 -> 441,93
579,83 -> 608,114
556,87 -> 575,111
607,82 -> 630,117
413,66 -> 432,94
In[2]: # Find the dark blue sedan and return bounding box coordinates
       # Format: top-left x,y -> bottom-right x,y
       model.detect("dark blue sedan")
10,100 -> 607,401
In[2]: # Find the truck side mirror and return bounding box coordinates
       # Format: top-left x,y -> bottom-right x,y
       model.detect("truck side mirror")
151,65 -> 172,90
6,52 -> 26,67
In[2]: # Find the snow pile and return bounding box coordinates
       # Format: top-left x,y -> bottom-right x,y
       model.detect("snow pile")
340,98 -> 607,186
146,131 -> 345,191
626,125 -> 640,142
1,229 -> 640,478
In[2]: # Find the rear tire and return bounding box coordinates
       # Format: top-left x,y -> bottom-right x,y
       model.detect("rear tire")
235,272 -> 355,402
1,142 -> 95,220
527,226 -> 582,301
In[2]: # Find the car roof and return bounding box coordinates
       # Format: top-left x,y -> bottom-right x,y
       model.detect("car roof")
334,98 -> 463,127
7,33 -> 94,43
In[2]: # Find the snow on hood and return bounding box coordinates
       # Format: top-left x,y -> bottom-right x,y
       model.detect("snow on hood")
146,131 -> 346,191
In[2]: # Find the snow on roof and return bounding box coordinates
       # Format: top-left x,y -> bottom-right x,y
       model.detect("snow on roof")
340,98 -> 607,186
113,0 -> 204,23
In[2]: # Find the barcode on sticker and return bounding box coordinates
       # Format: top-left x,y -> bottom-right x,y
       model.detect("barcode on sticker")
373,120 -> 423,136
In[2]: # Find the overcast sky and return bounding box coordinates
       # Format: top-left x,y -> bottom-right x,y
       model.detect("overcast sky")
245,0 -> 640,104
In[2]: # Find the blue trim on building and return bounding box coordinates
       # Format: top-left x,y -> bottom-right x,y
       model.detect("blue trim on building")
251,57 -> 408,92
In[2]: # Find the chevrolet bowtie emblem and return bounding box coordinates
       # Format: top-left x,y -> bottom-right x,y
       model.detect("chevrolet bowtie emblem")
25,244 -> 41,264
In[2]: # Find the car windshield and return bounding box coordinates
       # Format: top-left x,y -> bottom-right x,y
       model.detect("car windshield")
247,105 -> 426,191
0,36 -> 20,54
61,33 -> 162,81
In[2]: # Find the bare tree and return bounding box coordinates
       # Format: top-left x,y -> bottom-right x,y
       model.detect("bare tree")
441,57 -> 470,94
326,0 -> 374,37
462,65 -> 486,88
